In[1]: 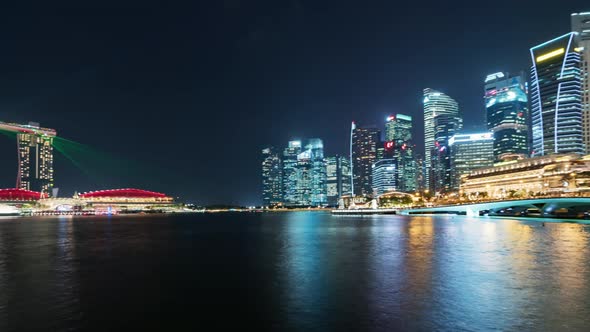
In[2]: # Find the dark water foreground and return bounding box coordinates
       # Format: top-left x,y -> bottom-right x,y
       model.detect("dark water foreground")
1,212 -> 590,331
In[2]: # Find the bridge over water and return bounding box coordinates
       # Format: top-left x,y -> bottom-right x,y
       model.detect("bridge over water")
399,198 -> 590,217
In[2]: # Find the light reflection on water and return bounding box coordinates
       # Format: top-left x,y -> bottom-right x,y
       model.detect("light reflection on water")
1,213 -> 590,331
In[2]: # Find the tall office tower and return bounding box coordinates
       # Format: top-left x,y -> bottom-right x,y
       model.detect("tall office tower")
351,123 -> 380,197
415,156 -> 426,193
430,113 -> 463,194
326,155 -> 351,206
261,147 -> 283,206
385,114 -> 412,142
449,133 -> 494,190
385,114 -> 417,193
484,72 -> 529,161
306,138 -> 327,206
282,140 -> 302,206
572,12 -> 590,152
530,32 -> 584,156
4,122 -> 56,196
371,159 -> 397,196
295,149 -> 312,205
423,88 -> 461,192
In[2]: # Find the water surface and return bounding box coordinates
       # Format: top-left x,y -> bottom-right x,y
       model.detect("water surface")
1,212 -> 589,331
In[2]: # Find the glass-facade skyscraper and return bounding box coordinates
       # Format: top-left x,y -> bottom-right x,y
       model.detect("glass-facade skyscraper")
306,139 -> 327,206
385,114 -> 417,193
261,147 -> 282,206
326,155 -> 351,206
371,159 -> 397,196
449,132 -> 494,190
572,12 -> 590,153
423,89 -> 462,194
530,32 -> 584,156
484,72 -> 529,161
351,122 -> 380,197
385,114 -> 412,142
282,140 -> 302,206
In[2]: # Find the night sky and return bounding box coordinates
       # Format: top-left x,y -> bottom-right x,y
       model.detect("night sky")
0,1 -> 588,205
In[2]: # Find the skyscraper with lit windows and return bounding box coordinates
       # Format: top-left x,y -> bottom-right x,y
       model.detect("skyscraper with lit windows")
423,89 -> 462,193
572,12 -> 590,153
449,132 -> 494,190
351,122 -> 380,197
261,147 -> 282,206
326,155 -> 351,206
530,32 -> 584,156
282,140 -> 302,205
0,121 -> 56,196
484,72 -> 529,161
385,114 -> 417,193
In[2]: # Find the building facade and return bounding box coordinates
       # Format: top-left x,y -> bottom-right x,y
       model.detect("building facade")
306,139 -> 327,206
430,112 -> 463,194
326,156 -> 351,206
385,114 -> 412,142
449,132 -> 494,190
261,147 -> 282,206
351,122 -> 380,197
282,140 -> 302,206
484,72 -> 529,161
371,159 -> 397,196
423,88 -> 461,193
530,32 -> 584,156
461,154 -> 590,199
0,122 -> 58,196
385,114 -> 417,193
572,12 -> 590,153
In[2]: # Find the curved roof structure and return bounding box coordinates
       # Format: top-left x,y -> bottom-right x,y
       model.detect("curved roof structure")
0,188 -> 46,201
79,188 -> 168,198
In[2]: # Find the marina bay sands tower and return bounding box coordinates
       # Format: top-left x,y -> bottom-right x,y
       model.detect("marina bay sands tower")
0,121 -> 56,196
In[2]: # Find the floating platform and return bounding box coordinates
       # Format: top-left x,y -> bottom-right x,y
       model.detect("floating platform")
331,209 -> 397,215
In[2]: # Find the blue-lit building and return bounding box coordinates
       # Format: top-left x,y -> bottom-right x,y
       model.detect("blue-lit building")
306,139 -> 327,206
571,12 -> 590,153
371,159 -> 397,196
484,72 -> 529,161
282,140 -> 302,206
530,32 -> 584,156
423,88 -> 462,193
281,139 -> 327,206
261,147 -> 282,206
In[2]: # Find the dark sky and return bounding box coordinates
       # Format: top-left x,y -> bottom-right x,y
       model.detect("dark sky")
0,0 -> 587,205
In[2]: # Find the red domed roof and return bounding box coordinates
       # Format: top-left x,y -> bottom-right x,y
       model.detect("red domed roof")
0,188 -> 46,201
79,188 -> 168,198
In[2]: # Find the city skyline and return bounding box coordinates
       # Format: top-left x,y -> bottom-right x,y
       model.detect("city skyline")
0,2 -> 588,205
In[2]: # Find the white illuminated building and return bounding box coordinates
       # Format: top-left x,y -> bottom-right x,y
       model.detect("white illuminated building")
449,132 -> 494,190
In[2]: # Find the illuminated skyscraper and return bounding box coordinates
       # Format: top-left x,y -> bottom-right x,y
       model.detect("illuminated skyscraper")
530,32 -> 584,156
371,159 -> 397,196
306,138 -> 327,206
261,147 -> 282,206
484,72 -> 529,161
282,139 -> 327,206
572,12 -> 590,152
385,114 -> 417,193
351,123 -> 380,197
385,114 -> 412,142
449,132 -> 494,190
423,89 -> 462,193
0,122 -> 56,195
282,140 -> 302,205
325,155 -> 351,206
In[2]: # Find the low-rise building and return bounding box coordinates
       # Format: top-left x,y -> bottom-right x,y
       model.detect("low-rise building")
460,154 -> 590,199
